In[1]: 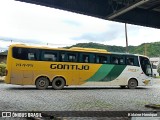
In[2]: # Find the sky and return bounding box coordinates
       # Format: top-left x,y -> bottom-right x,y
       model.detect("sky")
0,0 -> 160,52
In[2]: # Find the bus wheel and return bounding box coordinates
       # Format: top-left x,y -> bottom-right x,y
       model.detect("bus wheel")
52,77 -> 65,90
128,79 -> 138,89
35,77 -> 49,90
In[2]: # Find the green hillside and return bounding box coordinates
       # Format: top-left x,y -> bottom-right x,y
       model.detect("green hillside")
67,42 -> 160,57
129,42 -> 160,57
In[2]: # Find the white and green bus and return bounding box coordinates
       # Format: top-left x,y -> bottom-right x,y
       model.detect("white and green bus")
5,44 -> 153,89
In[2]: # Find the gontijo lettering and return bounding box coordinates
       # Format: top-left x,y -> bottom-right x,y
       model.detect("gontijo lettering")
50,64 -> 89,70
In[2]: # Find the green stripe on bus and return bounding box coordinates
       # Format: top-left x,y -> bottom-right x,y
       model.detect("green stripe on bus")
100,65 -> 126,81
86,64 -> 114,82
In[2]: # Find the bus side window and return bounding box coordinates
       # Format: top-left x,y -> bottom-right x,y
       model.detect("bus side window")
12,47 -> 39,60
84,56 -> 89,63
67,53 -> 77,62
13,47 -> 28,60
126,56 -> 139,66
28,53 -> 35,60
27,49 -> 39,60
93,54 -> 96,63
43,52 -> 57,61
119,57 -> 125,65
112,57 -> 119,64
96,55 -> 108,64
60,53 -> 66,62
134,56 -> 139,66
111,55 -> 125,65
19,48 -> 28,60
82,55 -> 90,63
127,58 -> 134,65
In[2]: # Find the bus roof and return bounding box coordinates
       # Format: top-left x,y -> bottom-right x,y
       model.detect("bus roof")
9,44 -> 148,58
69,47 -> 108,53
9,44 -> 109,54
111,52 -> 148,58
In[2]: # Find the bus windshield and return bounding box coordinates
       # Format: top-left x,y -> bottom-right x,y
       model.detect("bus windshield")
140,56 -> 152,76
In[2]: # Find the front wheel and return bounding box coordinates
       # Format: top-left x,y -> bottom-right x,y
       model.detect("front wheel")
35,77 -> 49,90
128,79 -> 138,89
52,77 -> 65,90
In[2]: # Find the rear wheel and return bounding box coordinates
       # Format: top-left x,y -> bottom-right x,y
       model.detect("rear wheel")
128,79 -> 138,89
52,77 -> 65,90
35,77 -> 49,90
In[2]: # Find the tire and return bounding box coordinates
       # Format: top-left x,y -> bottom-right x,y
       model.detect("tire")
35,77 -> 49,90
52,77 -> 65,90
128,79 -> 138,89
120,86 -> 126,89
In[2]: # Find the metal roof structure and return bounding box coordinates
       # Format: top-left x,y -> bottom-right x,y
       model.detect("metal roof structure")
17,0 -> 160,29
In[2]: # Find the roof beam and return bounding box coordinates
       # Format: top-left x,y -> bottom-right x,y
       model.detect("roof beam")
148,3 -> 160,10
115,7 -> 160,28
107,0 -> 150,20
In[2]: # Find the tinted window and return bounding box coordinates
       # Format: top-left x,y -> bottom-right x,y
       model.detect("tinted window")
82,54 -> 90,63
67,53 -> 77,62
79,53 -> 95,63
96,54 -> 109,64
42,51 -> 57,61
60,53 -> 66,62
111,55 -> 125,65
12,47 -> 38,60
126,56 -> 139,66
59,52 -> 77,62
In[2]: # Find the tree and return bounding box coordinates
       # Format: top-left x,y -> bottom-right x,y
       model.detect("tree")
0,62 -> 6,76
